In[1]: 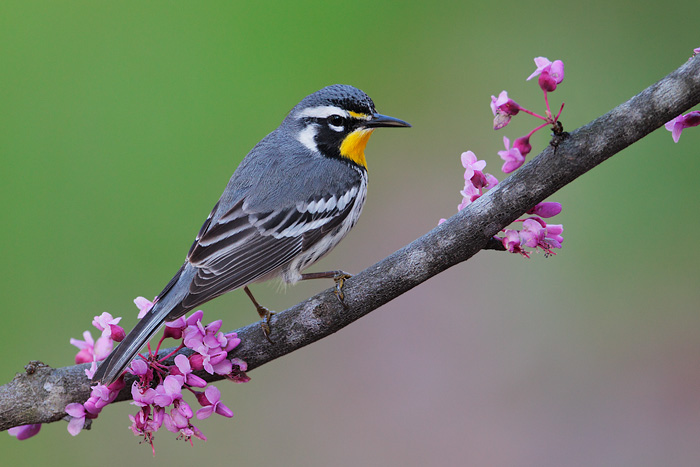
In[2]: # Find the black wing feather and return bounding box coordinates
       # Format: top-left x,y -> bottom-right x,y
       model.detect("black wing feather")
178,190 -> 358,311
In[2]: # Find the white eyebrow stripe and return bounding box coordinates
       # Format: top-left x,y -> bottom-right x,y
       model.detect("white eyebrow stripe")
295,105 -> 348,119
297,124 -> 319,152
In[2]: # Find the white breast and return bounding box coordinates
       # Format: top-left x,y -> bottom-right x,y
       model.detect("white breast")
280,168 -> 368,284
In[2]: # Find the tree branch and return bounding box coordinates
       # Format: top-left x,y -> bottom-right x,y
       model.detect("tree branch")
2,57 -> 699,432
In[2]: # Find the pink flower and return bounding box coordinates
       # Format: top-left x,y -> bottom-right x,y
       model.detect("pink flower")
229,358 -> 251,383
93,335 -> 114,360
164,316 -> 187,339
665,111 -> 700,142
520,218 -> 546,248
502,230 -> 527,257
459,181 -> 480,204
70,331 -> 96,364
175,399 -> 194,419
514,218 -> 564,252
461,151 -> 486,181
195,386 -> 234,419
85,361 -> 98,379
211,356 -> 233,375
172,354 -> 207,388
163,406 -> 206,442
527,57 -> 564,82
189,353 -> 205,371
92,312 -> 125,341
8,424 -> 42,440
182,314 -> 243,376
490,91 -> 521,129
488,171 -> 500,183
128,406 -> 162,452
527,202 -> 562,218
131,381 -> 157,408
513,135 -> 532,157
65,403 -> 86,436
134,296 -> 154,319
128,359 -> 150,377
453,151 -> 498,212
70,330 -> 113,373
224,332 -> 241,352
497,136 -> 526,173
527,57 -> 564,92
153,375 -> 184,407
163,406 -> 190,433
545,224 -> 564,248
84,382 -> 119,415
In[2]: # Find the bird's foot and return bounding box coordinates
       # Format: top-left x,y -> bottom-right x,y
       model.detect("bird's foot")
258,306 -> 276,344
332,272 -> 353,309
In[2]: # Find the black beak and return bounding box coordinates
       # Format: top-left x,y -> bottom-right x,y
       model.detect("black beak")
365,113 -> 412,128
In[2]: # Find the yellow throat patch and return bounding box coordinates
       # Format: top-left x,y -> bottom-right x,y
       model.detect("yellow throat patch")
339,128 -> 374,169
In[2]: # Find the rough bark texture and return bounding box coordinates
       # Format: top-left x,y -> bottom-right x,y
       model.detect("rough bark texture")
1,56 -> 699,432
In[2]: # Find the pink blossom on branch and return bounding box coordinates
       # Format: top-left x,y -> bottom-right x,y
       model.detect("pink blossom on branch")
665,111 -> 700,142
527,202 -> 563,218
8,424 -> 42,440
490,91 -> 521,129
461,150 -> 486,181
134,296 -> 155,319
498,136 -> 526,173
195,386 -> 234,419
65,403 -> 87,436
25,298 -> 249,450
527,57 -> 565,92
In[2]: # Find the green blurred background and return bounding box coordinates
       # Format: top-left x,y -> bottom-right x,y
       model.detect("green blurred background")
2,1 -> 699,465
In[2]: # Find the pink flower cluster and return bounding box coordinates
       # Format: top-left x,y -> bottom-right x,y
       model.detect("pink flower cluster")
501,206 -> 564,258
439,150 -> 563,257
71,312 -> 126,378
441,55 -> 567,257
490,57 -> 566,173
123,307 -> 249,452
456,151 -> 498,210
8,313 -> 129,443
9,297 -> 249,453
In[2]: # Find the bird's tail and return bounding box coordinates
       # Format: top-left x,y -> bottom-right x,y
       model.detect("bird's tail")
91,301 -> 171,385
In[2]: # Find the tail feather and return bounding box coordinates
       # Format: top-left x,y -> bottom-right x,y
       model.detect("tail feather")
92,302 -> 170,385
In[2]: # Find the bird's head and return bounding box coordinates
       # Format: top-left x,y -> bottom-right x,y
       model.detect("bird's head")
286,84 -> 411,169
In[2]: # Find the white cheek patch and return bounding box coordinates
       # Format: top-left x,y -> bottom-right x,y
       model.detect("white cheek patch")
297,124 -> 319,152
295,105 -> 348,120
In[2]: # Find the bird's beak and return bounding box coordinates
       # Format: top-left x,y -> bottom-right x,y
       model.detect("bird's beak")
365,113 -> 412,128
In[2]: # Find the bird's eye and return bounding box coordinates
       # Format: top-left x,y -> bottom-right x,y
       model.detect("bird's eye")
328,115 -> 345,128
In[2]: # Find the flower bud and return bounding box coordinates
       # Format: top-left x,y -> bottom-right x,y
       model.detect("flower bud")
189,354 -> 204,371
194,390 -> 212,407
163,324 -> 183,340
109,324 -> 125,342
538,70 -> 558,92
513,136 -> 532,157
470,171 -> 488,189
527,202 -> 562,218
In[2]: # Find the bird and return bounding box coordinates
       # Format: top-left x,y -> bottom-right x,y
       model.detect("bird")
92,84 -> 411,385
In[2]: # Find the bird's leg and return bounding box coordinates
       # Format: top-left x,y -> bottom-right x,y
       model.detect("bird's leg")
300,270 -> 353,309
244,286 -> 275,343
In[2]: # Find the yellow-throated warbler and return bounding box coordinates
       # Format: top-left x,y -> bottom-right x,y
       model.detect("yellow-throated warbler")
93,84 -> 410,384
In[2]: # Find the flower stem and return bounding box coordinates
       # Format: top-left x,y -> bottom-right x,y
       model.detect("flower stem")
518,106 -> 548,121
